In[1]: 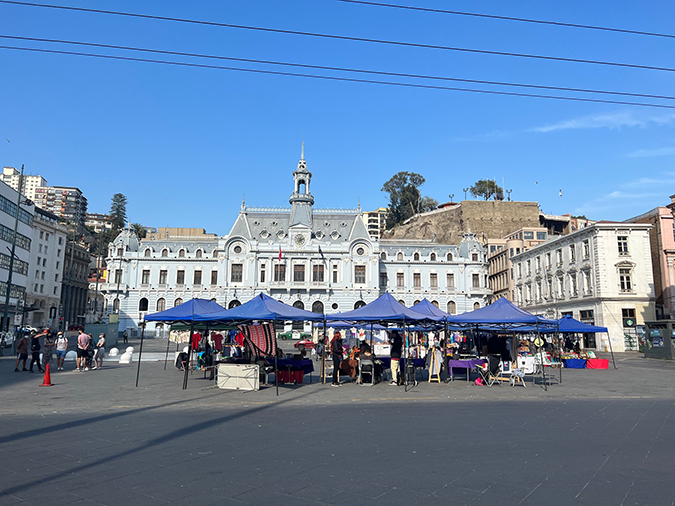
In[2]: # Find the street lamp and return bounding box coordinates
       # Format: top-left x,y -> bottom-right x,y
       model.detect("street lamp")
448,193 -> 454,202
506,189 -> 513,201
463,188 -> 469,200
0,165 -> 33,357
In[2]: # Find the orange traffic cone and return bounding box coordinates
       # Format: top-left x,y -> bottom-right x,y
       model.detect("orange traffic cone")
39,364 -> 54,387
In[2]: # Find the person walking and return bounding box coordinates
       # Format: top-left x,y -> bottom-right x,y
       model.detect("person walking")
122,329 -> 128,344
14,334 -> 29,372
330,331 -> 344,387
94,333 -> 106,369
76,330 -> 90,371
42,331 -> 55,370
29,333 -> 44,373
55,331 -> 68,370
389,330 -> 403,386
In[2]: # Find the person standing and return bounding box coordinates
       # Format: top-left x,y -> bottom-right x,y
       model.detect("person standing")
331,331 -> 344,387
122,329 -> 128,344
29,333 -> 44,373
55,331 -> 68,370
76,330 -> 90,371
94,333 -> 106,369
14,334 -> 29,372
389,330 -> 403,386
42,331 -> 55,370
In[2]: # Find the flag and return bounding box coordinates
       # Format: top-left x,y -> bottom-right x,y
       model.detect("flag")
318,246 -> 326,263
278,246 -> 282,261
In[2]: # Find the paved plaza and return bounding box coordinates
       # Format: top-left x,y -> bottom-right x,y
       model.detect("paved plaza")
1,338 -> 674,505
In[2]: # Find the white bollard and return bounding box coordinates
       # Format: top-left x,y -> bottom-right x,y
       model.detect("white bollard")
109,347 -> 119,356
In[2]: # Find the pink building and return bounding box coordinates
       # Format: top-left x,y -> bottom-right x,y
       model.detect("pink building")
627,199 -> 675,319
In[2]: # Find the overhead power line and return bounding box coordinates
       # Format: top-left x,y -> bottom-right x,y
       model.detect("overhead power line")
1,0 -> 674,74
2,34 -> 675,103
2,44 -> 674,110
337,0 -> 675,40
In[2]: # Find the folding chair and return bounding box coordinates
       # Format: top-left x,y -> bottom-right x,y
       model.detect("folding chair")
476,354 -> 501,387
359,357 -> 375,386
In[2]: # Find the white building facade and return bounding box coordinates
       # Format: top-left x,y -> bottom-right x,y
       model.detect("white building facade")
1,167 -> 47,203
26,208 -> 68,329
512,222 -> 655,352
104,154 -> 490,332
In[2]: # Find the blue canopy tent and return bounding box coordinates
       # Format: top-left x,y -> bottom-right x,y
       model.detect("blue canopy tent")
194,293 -> 326,395
325,293 -> 440,390
447,297 -> 559,389
141,298 -> 227,389
556,315 -> 615,369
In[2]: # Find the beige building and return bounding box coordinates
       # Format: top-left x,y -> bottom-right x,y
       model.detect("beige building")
362,207 -> 388,240
2,167 -> 47,202
487,227 -> 549,302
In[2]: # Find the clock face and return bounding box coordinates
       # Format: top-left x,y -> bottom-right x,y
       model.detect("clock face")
294,234 -> 306,246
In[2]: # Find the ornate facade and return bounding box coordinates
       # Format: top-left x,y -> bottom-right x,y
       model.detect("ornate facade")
104,153 -> 490,333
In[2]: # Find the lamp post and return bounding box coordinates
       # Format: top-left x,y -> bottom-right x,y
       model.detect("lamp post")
448,193 -> 454,202
62,227 -> 76,332
93,228 -> 103,321
463,188 -> 469,200
0,165 -> 32,357
506,189 -> 513,201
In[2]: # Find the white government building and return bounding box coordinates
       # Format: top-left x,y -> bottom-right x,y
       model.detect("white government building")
104,152 -> 490,333
511,221 -> 655,352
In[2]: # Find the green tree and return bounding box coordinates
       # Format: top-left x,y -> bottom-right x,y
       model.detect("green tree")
131,223 -> 147,239
419,196 -> 439,213
110,193 -> 128,230
381,171 -> 426,229
469,180 -> 504,200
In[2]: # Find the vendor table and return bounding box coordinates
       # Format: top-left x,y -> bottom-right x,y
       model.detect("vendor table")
273,358 -> 314,383
377,357 -> 426,382
585,358 -> 609,369
562,358 -> 587,369
447,358 -> 486,383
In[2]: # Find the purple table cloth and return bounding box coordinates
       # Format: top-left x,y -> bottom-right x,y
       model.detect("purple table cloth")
447,359 -> 486,381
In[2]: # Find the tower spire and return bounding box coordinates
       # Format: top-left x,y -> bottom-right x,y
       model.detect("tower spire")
301,141 -> 304,161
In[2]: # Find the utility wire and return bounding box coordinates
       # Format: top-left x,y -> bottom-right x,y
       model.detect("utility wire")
2,44 -> 674,110
3,34 -> 674,102
338,0 -> 675,40
1,0 -> 674,74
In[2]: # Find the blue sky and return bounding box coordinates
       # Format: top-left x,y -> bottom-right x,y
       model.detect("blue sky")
1,0 -> 675,235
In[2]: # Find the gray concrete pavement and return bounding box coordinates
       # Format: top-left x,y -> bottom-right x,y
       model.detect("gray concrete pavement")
1,344 -> 674,505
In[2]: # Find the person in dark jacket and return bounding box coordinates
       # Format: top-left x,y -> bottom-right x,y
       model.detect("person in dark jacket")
389,330 -> 403,386
29,333 -> 44,373
331,332 -> 344,387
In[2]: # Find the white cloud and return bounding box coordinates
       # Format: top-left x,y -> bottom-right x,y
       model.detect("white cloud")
626,147 -> 675,158
529,111 -> 675,134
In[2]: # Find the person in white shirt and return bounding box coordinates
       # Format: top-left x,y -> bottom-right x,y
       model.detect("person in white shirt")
94,334 -> 106,369
55,332 -> 68,371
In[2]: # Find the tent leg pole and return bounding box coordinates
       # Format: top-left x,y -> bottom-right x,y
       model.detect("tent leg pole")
538,323 -> 547,391
558,327 -> 562,384
607,331 -> 617,369
183,320 -> 194,390
135,322 -> 145,387
163,331 -> 171,371
321,317 -> 326,384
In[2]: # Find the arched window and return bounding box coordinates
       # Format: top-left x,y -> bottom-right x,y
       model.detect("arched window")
430,252 -> 436,261
292,301 -> 305,330
113,298 -> 120,311
398,299 -> 406,307
354,300 -> 366,309
211,297 -> 217,302
431,300 -> 439,308
447,301 -> 456,314
161,249 -> 168,257
292,301 -> 305,310
447,252 -> 453,261
178,249 -> 185,258
144,249 -> 151,257
228,300 -> 241,309
380,252 -> 387,260
397,252 -> 403,261
312,301 -> 324,313
413,300 -> 420,306
138,298 -> 148,312
413,252 -> 420,261
156,298 -> 166,312
473,302 -> 480,310
174,298 -> 183,307
195,250 -> 202,258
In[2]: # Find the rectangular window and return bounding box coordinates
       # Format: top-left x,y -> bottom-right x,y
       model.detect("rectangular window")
526,259 -> 531,276
472,253 -> 478,261
556,249 -> 563,265
619,268 -> 632,292
580,309 -> 594,321
40,231 -> 44,239
569,244 -> 576,263
396,272 -> 404,288
38,244 -> 42,253
41,271 -> 45,280
536,231 -> 547,240
430,272 -> 438,288
446,273 -> 455,288
618,236 -> 629,255
355,265 -> 366,284
231,264 -> 243,283
546,252 -> 551,268
176,270 -> 185,285
413,272 -> 421,288
293,264 -> 305,282
193,270 -> 202,285
211,270 -> 218,285
523,231 -> 534,240
313,264 -> 324,282
141,270 -> 150,285
55,274 -> 58,282
114,269 -> 122,284
332,265 -> 338,284
622,308 -> 636,327
117,248 -> 124,257
472,273 -> 480,288
570,273 -> 577,295
536,257 -> 541,271
57,249 -> 61,257
274,263 -> 286,282
44,245 -> 47,254
159,270 -> 167,284
380,272 -> 388,287
583,239 -> 590,258
584,271 -> 592,293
